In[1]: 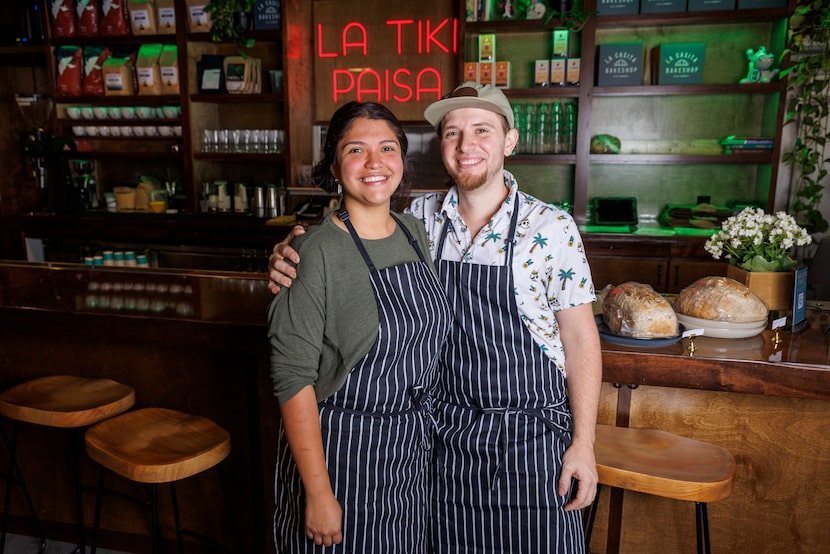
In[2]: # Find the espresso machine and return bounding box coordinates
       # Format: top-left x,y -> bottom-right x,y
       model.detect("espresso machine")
16,94 -> 80,212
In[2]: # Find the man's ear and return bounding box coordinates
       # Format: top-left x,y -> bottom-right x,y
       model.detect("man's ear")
504,128 -> 519,156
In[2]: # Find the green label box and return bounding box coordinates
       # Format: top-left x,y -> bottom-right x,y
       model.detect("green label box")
737,0 -> 787,8
651,42 -> 705,85
597,0 -> 641,15
688,0 -> 735,11
596,43 -> 644,86
641,0 -> 687,14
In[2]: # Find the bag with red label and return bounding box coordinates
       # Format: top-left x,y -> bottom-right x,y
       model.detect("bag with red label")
101,0 -> 130,36
50,0 -> 77,38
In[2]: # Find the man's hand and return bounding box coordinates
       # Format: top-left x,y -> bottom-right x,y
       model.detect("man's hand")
559,440 -> 598,511
268,225 -> 305,294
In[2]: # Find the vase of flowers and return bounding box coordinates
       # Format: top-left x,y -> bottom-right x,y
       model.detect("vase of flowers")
705,207 -> 812,310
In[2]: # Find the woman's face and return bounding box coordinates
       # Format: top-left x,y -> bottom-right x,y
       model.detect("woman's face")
331,117 -> 404,209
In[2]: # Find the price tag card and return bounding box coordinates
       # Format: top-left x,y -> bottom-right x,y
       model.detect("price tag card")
683,328 -> 705,338
791,266 -> 808,332
772,316 -> 787,330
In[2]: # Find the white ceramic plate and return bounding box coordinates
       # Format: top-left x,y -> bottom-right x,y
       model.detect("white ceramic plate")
674,312 -> 767,329
675,313 -> 767,339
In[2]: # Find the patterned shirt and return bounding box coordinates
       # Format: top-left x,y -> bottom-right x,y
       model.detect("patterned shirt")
406,170 -> 596,375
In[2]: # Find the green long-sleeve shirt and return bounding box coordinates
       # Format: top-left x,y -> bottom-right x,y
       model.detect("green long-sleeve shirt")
267,213 -> 438,405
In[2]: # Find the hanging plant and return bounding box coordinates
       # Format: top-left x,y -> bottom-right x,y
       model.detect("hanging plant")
543,0 -> 595,33
779,0 -> 830,237
204,0 -> 255,48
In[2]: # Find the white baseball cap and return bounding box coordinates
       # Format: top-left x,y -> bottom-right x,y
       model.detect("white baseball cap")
424,82 -> 514,129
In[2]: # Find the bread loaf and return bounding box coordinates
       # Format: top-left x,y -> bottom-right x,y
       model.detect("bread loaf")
672,276 -> 768,323
602,282 -> 679,338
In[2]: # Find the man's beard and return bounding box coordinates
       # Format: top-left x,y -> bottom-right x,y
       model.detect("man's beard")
449,168 -> 487,192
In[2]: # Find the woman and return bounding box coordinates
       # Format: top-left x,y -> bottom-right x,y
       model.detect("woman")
268,101 -> 451,553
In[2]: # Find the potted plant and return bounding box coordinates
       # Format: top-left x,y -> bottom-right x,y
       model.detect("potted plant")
704,207 -> 812,310
780,0 -> 830,238
204,0 -> 255,46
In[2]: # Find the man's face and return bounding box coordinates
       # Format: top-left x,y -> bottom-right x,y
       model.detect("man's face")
439,107 -> 518,193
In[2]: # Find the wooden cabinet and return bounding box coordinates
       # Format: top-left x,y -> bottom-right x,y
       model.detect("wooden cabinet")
459,1 -> 792,227
584,236 -> 671,290
585,234 -> 728,293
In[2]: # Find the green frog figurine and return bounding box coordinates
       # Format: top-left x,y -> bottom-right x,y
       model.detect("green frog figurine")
740,46 -> 779,84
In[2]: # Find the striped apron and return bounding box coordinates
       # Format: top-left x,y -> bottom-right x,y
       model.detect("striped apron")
274,209 -> 452,554
431,195 -> 586,554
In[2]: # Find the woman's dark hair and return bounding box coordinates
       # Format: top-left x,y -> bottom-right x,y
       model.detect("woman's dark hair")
312,101 -> 414,200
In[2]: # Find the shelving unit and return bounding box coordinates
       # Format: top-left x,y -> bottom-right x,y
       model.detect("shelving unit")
460,1 -> 793,227
40,1 -> 287,215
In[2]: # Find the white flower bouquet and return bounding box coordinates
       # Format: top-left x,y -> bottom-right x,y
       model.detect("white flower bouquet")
704,207 -> 812,272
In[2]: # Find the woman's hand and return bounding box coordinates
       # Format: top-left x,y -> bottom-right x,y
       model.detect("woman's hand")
304,492 -> 343,546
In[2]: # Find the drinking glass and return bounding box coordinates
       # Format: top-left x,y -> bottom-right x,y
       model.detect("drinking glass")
216,129 -> 229,153
230,129 -> 242,153
202,129 -> 216,153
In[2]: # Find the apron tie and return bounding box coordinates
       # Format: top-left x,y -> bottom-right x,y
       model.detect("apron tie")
319,385 -> 437,450
409,385 -> 437,450
479,404 -> 571,489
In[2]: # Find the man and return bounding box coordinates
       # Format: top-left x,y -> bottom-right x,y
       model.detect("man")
270,83 -> 601,553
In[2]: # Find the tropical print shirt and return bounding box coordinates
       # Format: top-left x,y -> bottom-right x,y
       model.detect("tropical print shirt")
407,170 -> 596,375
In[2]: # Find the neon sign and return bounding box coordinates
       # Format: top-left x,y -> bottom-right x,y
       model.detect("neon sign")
315,17 -> 458,115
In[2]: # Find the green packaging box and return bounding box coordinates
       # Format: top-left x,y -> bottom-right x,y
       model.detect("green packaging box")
478,34 -> 496,62
597,0 -> 641,16
596,43 -> 644,86
651,42 -> 705,85
641,0 -> 687,13
552,29 -> 569,58
688,0 -> 735,11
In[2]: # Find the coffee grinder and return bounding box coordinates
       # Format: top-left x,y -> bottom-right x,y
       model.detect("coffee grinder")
15,93 -> 79,212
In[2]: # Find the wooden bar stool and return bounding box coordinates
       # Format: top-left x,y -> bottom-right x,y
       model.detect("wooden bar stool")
84,407 -> 237,554
0,375 -> 135,553
584,424 -> 736,554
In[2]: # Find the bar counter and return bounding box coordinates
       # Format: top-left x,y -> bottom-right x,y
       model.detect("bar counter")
1,262 -> 828,553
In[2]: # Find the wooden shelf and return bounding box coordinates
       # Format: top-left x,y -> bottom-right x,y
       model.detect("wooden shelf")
193,152 -> 286,163
594,7 -> 791,28
190,93 -> 284,103
186,30 -> 282,43
67,150 -> 183,161
50,35 -> 178,47
508,153 -> 577,164
54,96 -> 182,105
504,88 -> 580,99
589,152 -> 773,164
592,82 -> 784,97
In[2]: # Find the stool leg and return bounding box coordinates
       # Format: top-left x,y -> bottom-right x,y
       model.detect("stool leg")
70,430 -> 86,553
1,422 -> 46,553
169,467 -> 243,554
583,484 -> 602,552
148,484 -> 163,554
91,465 -> 106,554
216,464 -> 244,554
169,482 -> 185,554
605,487 -> 625,554
695,501 -> 711,554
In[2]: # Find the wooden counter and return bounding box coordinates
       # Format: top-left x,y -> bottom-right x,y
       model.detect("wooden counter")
0,261 -> 828,553
593,327 -> 830,553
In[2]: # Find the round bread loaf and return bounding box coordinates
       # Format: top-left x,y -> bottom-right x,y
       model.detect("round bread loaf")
602,282 -> 679,338
672,276 -> 768,323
